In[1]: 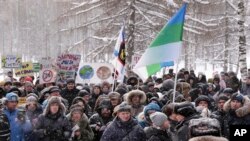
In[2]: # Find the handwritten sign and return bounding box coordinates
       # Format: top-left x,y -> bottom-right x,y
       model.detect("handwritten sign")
15,62 -> 34,77
1,55 -> 21,68
18,97 -> 27,106
56,54 -> 81,71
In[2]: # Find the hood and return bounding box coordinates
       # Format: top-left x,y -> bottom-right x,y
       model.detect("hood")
223,95 -> 250,117
43,96 -> 66,116
144,102 -> 161,116
189,136 -> 228,141
126,90 -> 146,105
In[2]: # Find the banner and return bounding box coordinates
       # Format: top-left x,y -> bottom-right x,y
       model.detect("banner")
39,68 -> 57,84
15,62 -> 34,77
56,54 -> 81,79
76,63 -> 113,84
1,55 -> 21,68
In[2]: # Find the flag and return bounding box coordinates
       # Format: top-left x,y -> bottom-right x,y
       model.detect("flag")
112,26 -> 126,82
133,3 -> 187,81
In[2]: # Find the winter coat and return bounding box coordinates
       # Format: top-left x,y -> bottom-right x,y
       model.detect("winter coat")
175,114 -> 201,141
61,87 -> 79,107
212,110 -> 228,137
223,95 -> 250,138
3,108 -> 32,141
68,113 -> 94,141
241,83 -> 250,96
188,136 -> 228,141
26,105 -> 43,125
34,97 -> 72,141
0,111 -> 10,141
144,127 -> 171,141
125,90 -> 146,117
100,117 -> 146,141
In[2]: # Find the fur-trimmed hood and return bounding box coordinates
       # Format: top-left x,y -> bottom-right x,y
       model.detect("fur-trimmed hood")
223,95 -> 250,117
189,136 -> 228,141
126,90 -> 146,105
43,96 -> 66,116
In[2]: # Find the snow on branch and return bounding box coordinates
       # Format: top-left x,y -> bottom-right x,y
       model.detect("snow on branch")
193,0 -> 210,4
225,0 -> 238,12
76,2 -> 106,15
183,27 -> 203,35
91,36 -> 115,42
186,15 -> 218,27
137,0 -> 167,10
133,5 -> 157,26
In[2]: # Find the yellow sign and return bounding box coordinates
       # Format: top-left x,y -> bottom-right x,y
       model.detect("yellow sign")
15,62 -> 34,77
18,97 -> 27,106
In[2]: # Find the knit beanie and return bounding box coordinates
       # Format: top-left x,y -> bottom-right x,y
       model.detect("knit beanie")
150,112 -> 168,128
231,93 -> 244,104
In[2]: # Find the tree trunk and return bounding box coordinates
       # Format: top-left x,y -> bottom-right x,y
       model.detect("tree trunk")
224,2 -> 229,72
126,0 -> 136,76
238,0 -> 248,78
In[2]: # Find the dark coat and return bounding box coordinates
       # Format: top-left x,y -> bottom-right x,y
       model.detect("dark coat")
68,113 -> 94,141
144,127 -> 171,141
100,117 -> 146,141
223,95 -> 250,138
26,105 -> 43,125
0,111 -> 10,141
61,87 -> 79,107
175,114 -> 201,141
34,97 -> 72,141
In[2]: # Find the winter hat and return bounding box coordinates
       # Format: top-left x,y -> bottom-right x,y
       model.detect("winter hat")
222,88 -> 233,95
174,102 -> 196,117
24,81 -> 33,87
108,92 -> 120,100
4,81 -> 12,86
24,76 -> 33,83
113,102 -> 132,116
66,78 -> 75,84
5,92 -> 18,102
189,117 -> 221,138
231,93 -> 244,104
126,76 -> 138,86
26,95 -> 38,103
115,87 -> 128,96
77,90 -> 90,97
48,86 -> 61,94
44,96 -> 66,115
72,97 -> 86,106
70,104 -> 84,115
82,85 -> 91,93
194,95 -> 211,107
144,102 -> 161,116
162,79 -> 174,91
218,95 -> 229,102
150,112 -> 168,128
8,87 -> 22,97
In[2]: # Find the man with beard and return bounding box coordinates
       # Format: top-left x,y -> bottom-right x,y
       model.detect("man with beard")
89,99 -> 113,141
61,78 -> 79,107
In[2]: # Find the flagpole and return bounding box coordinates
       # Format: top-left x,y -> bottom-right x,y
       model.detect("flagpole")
172,59 -> 179,103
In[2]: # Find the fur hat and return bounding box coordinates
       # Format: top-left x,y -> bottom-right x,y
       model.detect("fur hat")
108,92 -> 120,100
24,81 -> 33,87
43,96 -> 66,116
195,95 -> 211,107
66,78 -> 75,84
126,90 -> 146,105
48,86 -> 61,94
70,104 -> 84,115
174,102 -> 196,117
77,90 -> 90,97
189,117 -> 221,138
113,102 -> 132,116
150,112 -> 168,128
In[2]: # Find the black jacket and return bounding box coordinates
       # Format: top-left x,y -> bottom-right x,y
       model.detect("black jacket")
145,127 -> 171,141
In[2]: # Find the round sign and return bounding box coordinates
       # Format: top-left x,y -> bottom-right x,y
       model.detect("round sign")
42,70 -> 53,82
96,66 -> 111,80
79,65 -> 94,79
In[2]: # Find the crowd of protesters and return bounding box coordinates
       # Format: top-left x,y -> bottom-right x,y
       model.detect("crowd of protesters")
0,68 -> 250,141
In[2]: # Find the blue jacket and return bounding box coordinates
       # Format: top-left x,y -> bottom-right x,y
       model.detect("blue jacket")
3,108 -> 32,141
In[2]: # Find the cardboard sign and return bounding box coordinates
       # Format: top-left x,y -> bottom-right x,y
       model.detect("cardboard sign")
56,54 -> 81,79
39,68 -> 57,84
15,62 -> 34,77
40,57 -> 53,69
18,97 -> 27,106
1,55 -> 22,68
76,63 -> 113,84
